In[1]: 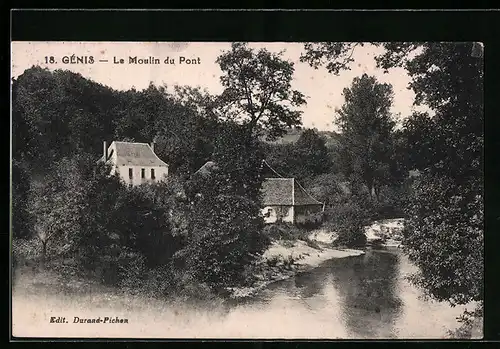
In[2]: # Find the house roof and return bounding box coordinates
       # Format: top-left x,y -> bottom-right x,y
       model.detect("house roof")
194,160 -> 323,206
262,178 -> 323,206
260,160 -> 286,178
193,161 -> 219,176
100,141 -> 168,167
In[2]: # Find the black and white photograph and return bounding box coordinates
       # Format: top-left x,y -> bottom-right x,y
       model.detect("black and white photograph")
10,41 -> 483,339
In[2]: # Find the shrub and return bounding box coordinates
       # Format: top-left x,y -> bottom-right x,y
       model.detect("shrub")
262,222 -> 307,241
447,304 -> 483,339
324,199 -> 368,248
296,212 -> 324,230
282,255 -> 296,269
266,256 -> 280,267
179,193 -> 268,292
335,225 -> 367,248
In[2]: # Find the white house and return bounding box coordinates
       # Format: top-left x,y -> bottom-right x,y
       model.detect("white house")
98,141 -> 169,186
260,178 -> 324,224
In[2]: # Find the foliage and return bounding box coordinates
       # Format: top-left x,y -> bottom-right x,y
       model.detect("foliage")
447,303 -> 483,339
175,122 -> 270,291
27,155 -> 92,261
12,67 -> 116,171
302,173 -> 349,208
336,74 -> 404,201
262,222 -> 307,242
215,42 -> 307,139
381,43 -> 484,306
118,251 -> 176,298
11,158 -> 31,239
402,174 -> 483,305
177,191 -> 267,290
263,142 -> 297,177
264,128 -> 333,182
11,68 -> 215,177
293,129 -> 332,180
301,42 -> 484,308
211,121 -> 266,201
300,42 -> 366,75
326,198 -> 368,248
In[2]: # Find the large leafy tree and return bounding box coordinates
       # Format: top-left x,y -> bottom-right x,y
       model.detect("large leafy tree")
214,42 -> 307,139
27,155 -> 92,262
177,122 -> 268,291
336,74 -> 400,201
211,122 -> 266,201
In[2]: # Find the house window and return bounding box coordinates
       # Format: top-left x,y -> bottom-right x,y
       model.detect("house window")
141,168 -> 145,179
129,168 -> 133,179
151,168 -> 156,179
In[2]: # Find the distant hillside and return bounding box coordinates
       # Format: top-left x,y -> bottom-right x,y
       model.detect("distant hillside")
262,128 -> 342,150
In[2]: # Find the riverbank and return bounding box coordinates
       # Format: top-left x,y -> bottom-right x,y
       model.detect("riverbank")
227,233 -> 365,298
227,218 -> 405,299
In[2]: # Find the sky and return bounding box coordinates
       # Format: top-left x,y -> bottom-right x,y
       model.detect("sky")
11,42 -> 426,131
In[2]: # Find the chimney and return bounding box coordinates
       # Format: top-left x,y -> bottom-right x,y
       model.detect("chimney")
150,141 -> 155,152
103,141 -> 108,160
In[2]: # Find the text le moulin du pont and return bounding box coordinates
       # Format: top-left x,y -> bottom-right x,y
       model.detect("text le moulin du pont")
44,55 -> 201,65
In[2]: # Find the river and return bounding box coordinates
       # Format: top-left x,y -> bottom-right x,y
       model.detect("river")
225,246 -> 479,339
12,246 -> 480,339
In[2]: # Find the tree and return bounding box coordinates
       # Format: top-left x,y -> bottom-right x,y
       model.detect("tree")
300,42 -> 366,75
382,43 -> 483,307
211,121 -> 266,201
264,129 -> 333,182
28,156 -> 90,263
178,192 -> 266,290
263,142 -> 297,178
12,67 -> 117,171
403,174 -> 483,305
301,42 -> 484,311
336,74 -> 399,201
377,43 -> 483,184
112,84 -> 218,176
176,121 -> 269,291
214,42 -> 307,139
130,181 -> 186,267
294,129 -> 332,181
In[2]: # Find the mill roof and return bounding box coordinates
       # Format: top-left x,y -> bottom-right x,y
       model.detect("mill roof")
194,160 -> 323,206
262,178 -> 323,206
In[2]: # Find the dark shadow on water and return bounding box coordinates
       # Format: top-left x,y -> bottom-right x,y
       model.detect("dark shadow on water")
324,248 -> 404,338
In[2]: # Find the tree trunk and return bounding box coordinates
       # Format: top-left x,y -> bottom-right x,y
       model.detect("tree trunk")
364,175 -> 375,202
374,184 -> 381,202
41,240 -> 47,265
367,183 -> 375,201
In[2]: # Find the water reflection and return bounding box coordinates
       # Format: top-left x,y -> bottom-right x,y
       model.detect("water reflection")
325,248 -> 403,338
293,270 -> 327,299
227,248 -> 474,339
